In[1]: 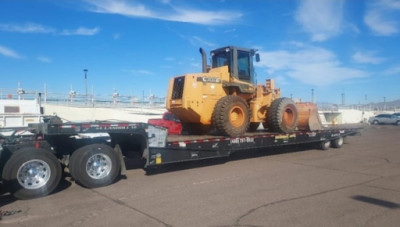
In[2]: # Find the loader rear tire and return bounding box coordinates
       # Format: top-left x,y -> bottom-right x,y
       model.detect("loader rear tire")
267,98 -> 298,133
213,95 -> 250,137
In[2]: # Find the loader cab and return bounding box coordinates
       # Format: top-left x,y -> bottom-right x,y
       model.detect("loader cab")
211,46 -> 258,84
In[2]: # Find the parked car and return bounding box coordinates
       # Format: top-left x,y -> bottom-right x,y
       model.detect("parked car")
369,114 -> 400,125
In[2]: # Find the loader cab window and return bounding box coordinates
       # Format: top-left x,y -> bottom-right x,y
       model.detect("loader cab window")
237,50 -> 251,81
212,51 -> 231,73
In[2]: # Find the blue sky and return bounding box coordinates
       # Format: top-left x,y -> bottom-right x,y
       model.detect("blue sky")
0,0 -> 399,104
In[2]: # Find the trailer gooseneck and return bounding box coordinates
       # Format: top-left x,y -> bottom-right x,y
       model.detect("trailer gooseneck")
0,120 -> 359,200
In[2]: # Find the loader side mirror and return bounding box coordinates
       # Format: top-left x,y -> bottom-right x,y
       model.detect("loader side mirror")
255,53 -> 260,62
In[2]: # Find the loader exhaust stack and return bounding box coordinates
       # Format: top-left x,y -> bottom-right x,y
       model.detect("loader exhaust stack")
199,48 -> 207,73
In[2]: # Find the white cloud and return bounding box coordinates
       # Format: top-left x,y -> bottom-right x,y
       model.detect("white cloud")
85,0 -> 241,25
113,33 -> 121,40
256,45 -> 368,86
190,62 -> 201,68
61,27 -> 100,36
352,51 -> 385,64
0,22 -> 100,36
364,0 -> 400,36
37,56 -> 52,63
0,22 -> 55,34
294,0 -> 344,41
384,66 -> 400,75
128,69 -> 154,75
0,45 -> 24,59
191,36 -> 216,47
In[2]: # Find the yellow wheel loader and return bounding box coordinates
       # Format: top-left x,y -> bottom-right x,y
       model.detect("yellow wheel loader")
166,46 -> 323,137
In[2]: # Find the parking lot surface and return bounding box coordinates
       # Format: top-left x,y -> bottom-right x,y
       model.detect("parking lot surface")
1,125 -> 400,226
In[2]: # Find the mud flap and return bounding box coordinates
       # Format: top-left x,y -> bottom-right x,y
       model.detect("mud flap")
114,144 -> 126,176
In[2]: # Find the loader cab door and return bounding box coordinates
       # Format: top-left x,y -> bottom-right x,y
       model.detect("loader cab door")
237,50 -> 252,82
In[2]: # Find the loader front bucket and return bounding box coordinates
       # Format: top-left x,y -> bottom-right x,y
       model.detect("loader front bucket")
296,102 -> 324,131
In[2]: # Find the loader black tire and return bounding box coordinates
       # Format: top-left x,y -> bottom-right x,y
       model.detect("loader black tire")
267,98 -> 298,133
2,148 -> 62,200
213,95 -> 250,137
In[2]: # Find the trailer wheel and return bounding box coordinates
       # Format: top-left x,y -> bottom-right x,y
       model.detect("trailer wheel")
319,140 -> 331,150
213,95 -> 250,137
331,137 -> 344,148
69,144 -> 120,188
267,98 -> 298,133
2,148 -> 62,200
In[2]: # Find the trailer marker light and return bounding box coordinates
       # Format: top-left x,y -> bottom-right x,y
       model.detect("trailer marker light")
156,154 -> 162,164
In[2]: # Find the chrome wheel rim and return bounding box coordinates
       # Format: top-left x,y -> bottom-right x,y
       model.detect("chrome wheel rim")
17,159 -> 51,190
337,137 -> 344,146
86,154 -> 112,179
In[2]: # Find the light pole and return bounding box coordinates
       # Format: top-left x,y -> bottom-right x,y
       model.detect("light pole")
341,93 -> 345,106
311,89 -> 314,103
383,96 -> 386,111
83,69 -> 88,102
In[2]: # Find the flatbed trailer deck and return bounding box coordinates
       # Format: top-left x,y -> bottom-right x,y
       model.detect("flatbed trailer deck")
0,120 -> 360,200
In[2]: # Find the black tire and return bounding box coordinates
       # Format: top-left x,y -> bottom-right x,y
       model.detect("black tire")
2,148 -> 62,200
182,123 -> 211,135
320,140 -> 331,150
69,144 -> 120,188
372,120 -> 379,125
212,95 -> 250,137
396,121 -> 400,126
267,98 -> 298,133
331,136 -> 344,148
248,122 -> 261,132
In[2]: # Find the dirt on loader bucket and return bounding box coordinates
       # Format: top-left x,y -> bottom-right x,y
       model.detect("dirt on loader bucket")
296,102 -> 324,131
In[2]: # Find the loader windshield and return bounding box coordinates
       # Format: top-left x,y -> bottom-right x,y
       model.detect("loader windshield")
212,51 -> 231,73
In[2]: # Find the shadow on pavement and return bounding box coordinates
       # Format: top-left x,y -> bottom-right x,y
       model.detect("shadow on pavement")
352,195 -> 400,209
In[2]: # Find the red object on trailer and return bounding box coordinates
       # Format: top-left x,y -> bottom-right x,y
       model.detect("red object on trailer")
148,111 -> 182,135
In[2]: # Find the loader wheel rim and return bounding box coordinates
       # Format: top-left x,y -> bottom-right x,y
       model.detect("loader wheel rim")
283,107 -> 295,127
230,106 -> 245,128
17,159 -> 51,190
86,154 -> 112,179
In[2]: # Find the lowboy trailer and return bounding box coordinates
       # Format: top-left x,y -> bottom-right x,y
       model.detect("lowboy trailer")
0,119 -> 360,199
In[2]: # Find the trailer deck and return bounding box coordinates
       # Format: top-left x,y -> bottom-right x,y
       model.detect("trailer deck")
0,120 -> 361,200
